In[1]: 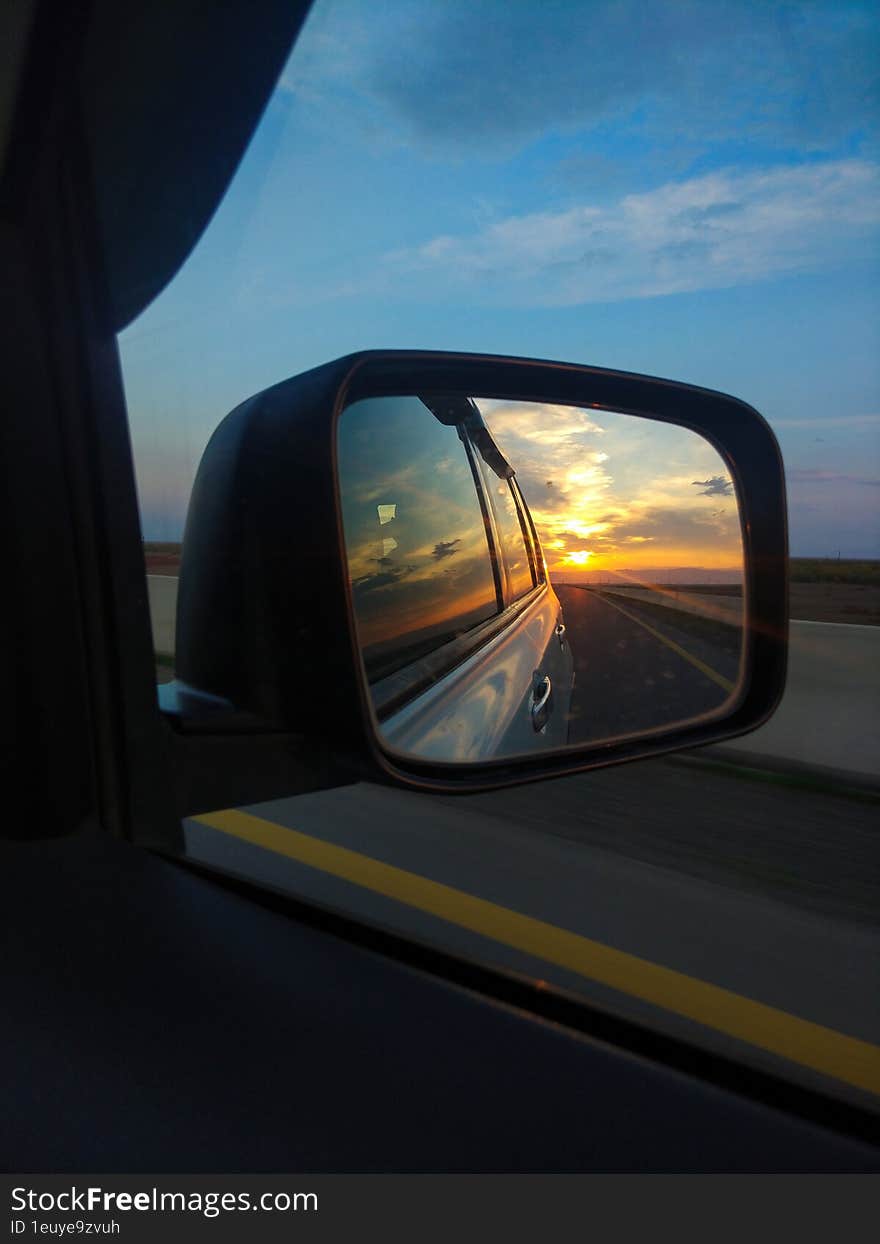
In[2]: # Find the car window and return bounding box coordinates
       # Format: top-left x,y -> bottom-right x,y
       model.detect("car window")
338,395 -> 500,682
117,0 -> 880,1114
486,475 -> 537,603
512,478 -> 546,585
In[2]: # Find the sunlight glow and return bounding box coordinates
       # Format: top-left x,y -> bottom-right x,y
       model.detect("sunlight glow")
480,400 -> 745,584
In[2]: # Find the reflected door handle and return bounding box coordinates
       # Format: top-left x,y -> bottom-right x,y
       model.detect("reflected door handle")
555,622 -> 566,648
531,673 -> 553,733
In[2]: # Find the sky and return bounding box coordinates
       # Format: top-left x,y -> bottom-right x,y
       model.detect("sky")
478,401 -> 742,581
119,0 -> 880,557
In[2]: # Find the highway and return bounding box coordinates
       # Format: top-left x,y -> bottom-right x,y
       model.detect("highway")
145,574 -> 880,1106
187,762 -> 880,1109
555,585 -> 740,743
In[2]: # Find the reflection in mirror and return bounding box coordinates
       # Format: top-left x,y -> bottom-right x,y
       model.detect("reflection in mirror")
338,395 -> 744,764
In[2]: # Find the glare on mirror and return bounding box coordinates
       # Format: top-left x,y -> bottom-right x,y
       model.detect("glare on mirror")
337,395 -> 744,764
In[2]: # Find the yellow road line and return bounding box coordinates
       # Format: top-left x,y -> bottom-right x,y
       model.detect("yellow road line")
596,591 -> 736,695
195,806 -> 880,1097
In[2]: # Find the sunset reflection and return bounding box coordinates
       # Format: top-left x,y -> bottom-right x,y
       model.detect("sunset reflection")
338,395 -> 501,681
477,400 -> 744,586
339,393 -> 745,689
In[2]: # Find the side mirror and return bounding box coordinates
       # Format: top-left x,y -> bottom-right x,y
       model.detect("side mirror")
168,351 -> 787,792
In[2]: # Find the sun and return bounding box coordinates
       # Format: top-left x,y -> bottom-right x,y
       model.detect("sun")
565,550 -> 592,566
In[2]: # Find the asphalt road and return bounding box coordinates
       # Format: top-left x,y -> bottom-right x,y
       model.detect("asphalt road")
151,571 -> 878,1103
172,586 -> 880,1106
186,759 -> 880,1107
556,585 -> 741,744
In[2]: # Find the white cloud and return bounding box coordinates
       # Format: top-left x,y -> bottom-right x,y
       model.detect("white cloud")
477,400 -> 604,444
386,160 -> 880,306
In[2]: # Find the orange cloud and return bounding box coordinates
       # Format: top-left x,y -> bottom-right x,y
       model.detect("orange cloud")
479,399 -> 744,583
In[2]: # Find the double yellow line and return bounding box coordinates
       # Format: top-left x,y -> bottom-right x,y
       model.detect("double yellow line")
196,806 -> 880,1098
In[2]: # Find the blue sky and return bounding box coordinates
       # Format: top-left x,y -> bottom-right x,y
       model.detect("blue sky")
119,0 -> 880,555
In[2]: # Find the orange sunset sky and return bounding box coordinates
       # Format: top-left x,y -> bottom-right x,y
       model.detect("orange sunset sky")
478,400 -> 744,585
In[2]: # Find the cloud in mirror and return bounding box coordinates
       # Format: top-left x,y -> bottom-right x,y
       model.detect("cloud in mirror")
338,395 -> 744,764
338,395 -> 501,684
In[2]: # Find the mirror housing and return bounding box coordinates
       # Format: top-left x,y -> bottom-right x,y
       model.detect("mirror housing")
171,350 -> 788,792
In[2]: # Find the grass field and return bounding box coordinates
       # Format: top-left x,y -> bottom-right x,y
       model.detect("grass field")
144,542 -> 182,575
788,560 -> 880,622
790,558 -> 880,585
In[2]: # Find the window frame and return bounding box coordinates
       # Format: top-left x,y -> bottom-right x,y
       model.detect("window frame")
470,444 -> 541,608
511,476 -> 546,586
507,477 -> 539,589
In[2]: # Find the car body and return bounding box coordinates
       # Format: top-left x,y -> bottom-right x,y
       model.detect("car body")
338,393 -> 574,761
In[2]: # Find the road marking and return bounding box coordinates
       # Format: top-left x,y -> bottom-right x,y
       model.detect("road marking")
595,591 -> 736,694
195,806 -> 880,1097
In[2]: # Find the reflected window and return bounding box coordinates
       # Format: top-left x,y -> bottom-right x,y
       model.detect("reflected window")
339,396 -> 500,682
491,479 -> 536,602
512,478 -> 546,585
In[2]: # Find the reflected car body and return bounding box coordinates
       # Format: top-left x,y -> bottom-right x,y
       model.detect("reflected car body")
339,395 -> 574,762
382,578 -> 573,761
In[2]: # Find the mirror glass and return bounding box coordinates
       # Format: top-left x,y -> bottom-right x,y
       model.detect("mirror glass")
338,395 -> 745,763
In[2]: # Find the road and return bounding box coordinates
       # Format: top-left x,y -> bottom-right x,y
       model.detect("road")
146,574 -> 177,655
147,575 -> 879,1105
555,585 -> 740,743
717,619 -> 880,784
186,760 -> 880,1108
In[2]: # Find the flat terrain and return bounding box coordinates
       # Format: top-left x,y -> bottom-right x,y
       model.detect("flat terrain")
144,543 -> 182,577
789,557 -> 880,624
145,549 -> 880,624
788,581 -> 880,624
